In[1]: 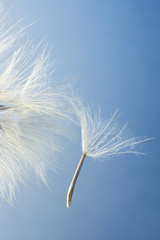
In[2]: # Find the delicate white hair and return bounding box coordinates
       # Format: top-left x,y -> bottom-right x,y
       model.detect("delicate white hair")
0,6 -> 71,204
66,93 -> 153,208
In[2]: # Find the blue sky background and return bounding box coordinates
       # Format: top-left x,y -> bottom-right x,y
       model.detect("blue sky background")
0,0 -> 159,239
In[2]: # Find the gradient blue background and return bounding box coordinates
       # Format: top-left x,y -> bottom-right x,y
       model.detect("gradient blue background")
0,1 -> 159,239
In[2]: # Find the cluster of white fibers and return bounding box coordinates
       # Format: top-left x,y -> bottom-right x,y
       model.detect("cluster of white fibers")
72,94 -> 152,158
66,93 -> 153,208
0,5 -> 72,204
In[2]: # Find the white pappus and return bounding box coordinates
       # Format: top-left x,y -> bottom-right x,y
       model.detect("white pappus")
66,94 -> 153,208
0,5 -> 71,205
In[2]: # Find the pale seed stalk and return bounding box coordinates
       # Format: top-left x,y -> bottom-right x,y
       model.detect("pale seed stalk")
67,153 -> 86,208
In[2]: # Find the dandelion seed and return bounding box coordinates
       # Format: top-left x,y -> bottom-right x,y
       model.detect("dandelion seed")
66,94 -> 153,208
0,5 -> 72,204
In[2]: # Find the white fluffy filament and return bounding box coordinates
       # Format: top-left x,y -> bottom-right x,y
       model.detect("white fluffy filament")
66,94 -> 153,208
0,6 -> 71,205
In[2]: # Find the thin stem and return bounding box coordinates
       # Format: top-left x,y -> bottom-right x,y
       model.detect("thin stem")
67,153 -> 86,208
